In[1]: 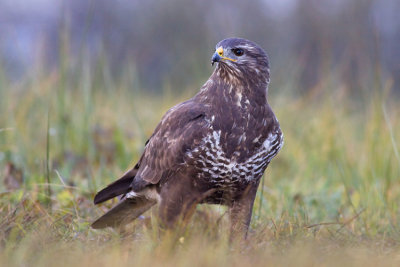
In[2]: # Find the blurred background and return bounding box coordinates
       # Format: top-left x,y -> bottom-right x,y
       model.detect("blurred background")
1,0 -> 399,92
1,1 -> 400,259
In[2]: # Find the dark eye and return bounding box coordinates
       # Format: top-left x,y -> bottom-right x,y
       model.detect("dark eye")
232,48 -> 244,56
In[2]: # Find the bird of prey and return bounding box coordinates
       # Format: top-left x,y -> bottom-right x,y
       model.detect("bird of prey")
92,38 -> 283,237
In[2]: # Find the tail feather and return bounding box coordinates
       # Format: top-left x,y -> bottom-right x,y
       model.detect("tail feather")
94,168 -> 137,204
91,196 -> 156,229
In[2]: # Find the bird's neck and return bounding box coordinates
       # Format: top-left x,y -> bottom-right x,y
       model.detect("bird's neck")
197,68 -> 270,107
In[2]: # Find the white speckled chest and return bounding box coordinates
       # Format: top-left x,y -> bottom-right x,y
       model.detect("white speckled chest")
186,128 -> 283,188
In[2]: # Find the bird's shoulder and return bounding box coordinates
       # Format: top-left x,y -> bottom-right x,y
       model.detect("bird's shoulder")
156,100 -> 208,132
131,99 -> 211,189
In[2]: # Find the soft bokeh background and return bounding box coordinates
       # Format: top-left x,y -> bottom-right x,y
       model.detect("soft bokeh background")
1,1 -> 400,266
1,0 -> 399,91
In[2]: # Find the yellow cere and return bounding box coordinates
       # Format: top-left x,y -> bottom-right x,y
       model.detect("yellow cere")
217,47 -> 223,56
216,46 -> 237,62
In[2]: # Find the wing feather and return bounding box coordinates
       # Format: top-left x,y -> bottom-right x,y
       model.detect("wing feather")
93,167 -> 138,204
131,100 -> 209,190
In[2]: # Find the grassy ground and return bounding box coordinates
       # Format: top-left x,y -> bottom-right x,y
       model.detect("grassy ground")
1,65 -> 400,266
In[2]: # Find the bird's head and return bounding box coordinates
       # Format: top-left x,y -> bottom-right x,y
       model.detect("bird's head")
211,38 -> 270,85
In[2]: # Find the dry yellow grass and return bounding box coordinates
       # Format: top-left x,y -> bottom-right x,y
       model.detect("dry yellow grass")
1,69 -> 399,266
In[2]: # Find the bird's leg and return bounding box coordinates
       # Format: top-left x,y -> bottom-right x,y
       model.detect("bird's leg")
158,193 -> 198,229
157,174 -> 200,230
157,182 -> 217,242
229,180 -> 260,241
157,191 -> 201,244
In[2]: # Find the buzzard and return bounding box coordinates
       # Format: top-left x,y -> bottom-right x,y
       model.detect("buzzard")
92,38 -> 283,237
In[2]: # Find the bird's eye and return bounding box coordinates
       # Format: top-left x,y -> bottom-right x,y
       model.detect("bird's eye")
232,48 -> 244,56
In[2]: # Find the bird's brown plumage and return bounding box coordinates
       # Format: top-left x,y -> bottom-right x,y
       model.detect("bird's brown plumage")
92,38 -> 283,237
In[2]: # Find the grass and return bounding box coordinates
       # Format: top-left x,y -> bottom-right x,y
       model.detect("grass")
0,61 -> 400,266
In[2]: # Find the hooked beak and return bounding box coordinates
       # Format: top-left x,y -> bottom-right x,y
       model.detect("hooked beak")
211,52 -> 221,66
211,47 -> 223,66
211,46 -> 237,66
